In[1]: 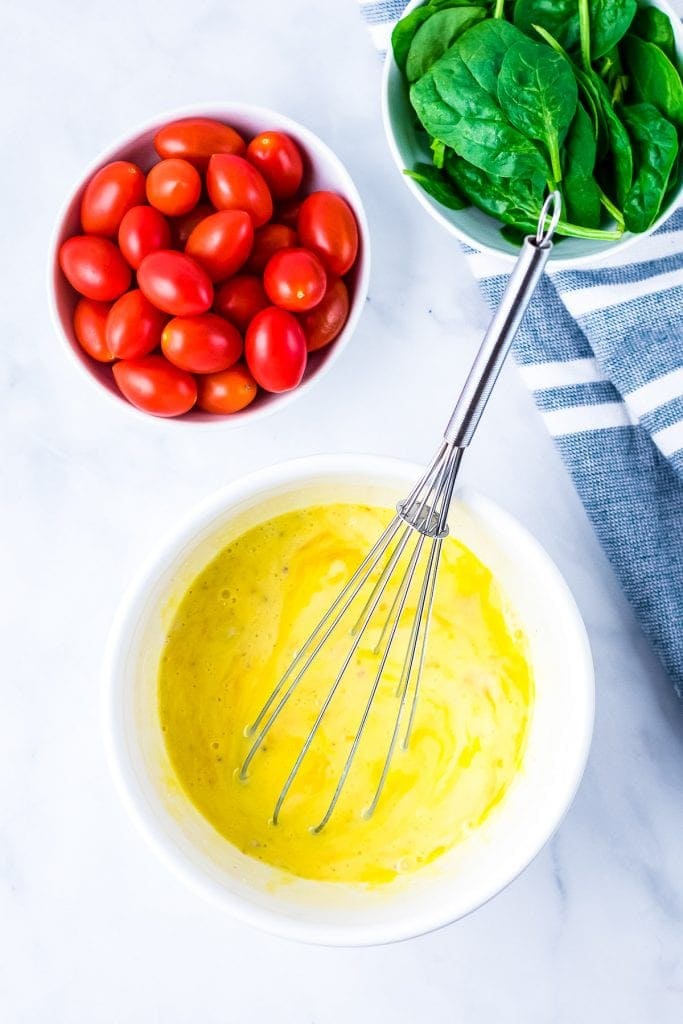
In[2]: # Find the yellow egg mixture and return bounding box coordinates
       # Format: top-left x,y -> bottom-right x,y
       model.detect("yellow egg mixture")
158,502 -> 533,884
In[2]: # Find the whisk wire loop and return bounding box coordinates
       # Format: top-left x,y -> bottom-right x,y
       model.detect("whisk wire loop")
312,530 -> 428,833
271,519 -> 418,824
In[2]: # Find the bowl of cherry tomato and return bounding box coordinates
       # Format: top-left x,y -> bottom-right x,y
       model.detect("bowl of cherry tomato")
49,104 -> 370,422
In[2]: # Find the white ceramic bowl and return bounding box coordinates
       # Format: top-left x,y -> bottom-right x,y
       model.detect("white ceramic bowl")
382,0 -> 683,265
48,103 -> 370,426
103,454 -> 594,945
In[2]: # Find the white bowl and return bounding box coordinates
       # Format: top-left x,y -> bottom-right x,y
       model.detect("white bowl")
381,0 -> 683,265
48,103 -> 370,426
103,454 -> 594,946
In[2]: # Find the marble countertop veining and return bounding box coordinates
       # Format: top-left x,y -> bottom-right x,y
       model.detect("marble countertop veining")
2,1 -> 682,1021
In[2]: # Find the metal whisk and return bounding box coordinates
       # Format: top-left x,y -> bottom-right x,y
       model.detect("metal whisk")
240,192 -> 562,831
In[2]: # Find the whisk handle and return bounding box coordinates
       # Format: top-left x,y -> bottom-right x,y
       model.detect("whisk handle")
443,193 -> 559,448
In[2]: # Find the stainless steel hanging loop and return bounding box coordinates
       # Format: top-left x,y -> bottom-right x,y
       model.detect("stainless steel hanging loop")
536,190 -> 562,246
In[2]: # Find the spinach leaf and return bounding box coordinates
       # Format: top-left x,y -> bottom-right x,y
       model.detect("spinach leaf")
664,149 -> 681,203
497,38 -> 577,182
513,0 -> 580,53
586,71 -> 634,204
631,6 -> 675,62
417,19 -> 550,178
430,48 -> 501,119
406,7 -> 486,81
527,18 -> 627,205
515,0 -> 635,61
562,101 -> 602,226
448,115 -> 550,177
598,46 -> 629,103
582,0 -> 636,61
530,22 -> 603,138
448,153 -> 624,238
622,34 -> 683,128
431,138 -> 446,168
404,163 -> 468,209
410,73 -> 462,148
454,17 -> 525,95
392,7 -> 433,73
411,20 -> 549,178
621,103 -> 678,231
445,155 -> 540,229
392,0 -> 491,71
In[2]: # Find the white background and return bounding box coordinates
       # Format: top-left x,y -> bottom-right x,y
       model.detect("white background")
2,1 -> 682,1021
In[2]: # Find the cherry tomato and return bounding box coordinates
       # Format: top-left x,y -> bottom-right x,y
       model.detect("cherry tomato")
161,314 -> 242,374
113,354 -> 197,417
106,289 -> 166,359
73,298 -> 114,362
137,251 -> 213,316
246,131 -> 303,201
263,247 -> 327,312
197,363 -> 258,414
185,210 -> 254,282
246,223 -> 297,274
118,205 -> 171,269
174,203 -> 214,247
80,160 -> 146,236
297,191 -> 359,276
245,307 -> 307,392
146,158 -> 201,216
298,278 -> 349,352
214,275 -> 269,333
154,117 -> 245,168
206,155 -> 273,228
277,198 -> 302,228
59,235 -> 131,301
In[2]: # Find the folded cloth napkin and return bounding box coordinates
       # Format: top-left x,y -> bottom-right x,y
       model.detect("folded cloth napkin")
359,0 -> 683,697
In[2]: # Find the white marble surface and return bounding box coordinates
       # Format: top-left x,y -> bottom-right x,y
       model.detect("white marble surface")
2,0 -> 682,1020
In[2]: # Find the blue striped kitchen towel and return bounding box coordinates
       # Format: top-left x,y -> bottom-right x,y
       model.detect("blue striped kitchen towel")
359,0 -> 683,697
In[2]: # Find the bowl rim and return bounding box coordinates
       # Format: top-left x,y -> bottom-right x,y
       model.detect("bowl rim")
380,0 -> 683,267
47,102 -> 371,429
102,452 -> 595,946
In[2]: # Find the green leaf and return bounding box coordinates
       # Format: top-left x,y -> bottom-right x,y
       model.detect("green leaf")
431,138 -> 446,168
562,102 -> 602,227
392,0 -> 491,71
454,18 -> 525,95
448,116 -> 550,177
430,48 -> 502,120
622,34 -> 683,129
664,149 -> 681,204
446,154 -> 623,238
585,0 -> 637,60
631,6 -> 675,62
585,71 -> 634,205
414,19 -> 549,179
445,155 -> 540,229
392,7 -> 433,72
409,73 -> 463,148
621,103 -> 678,231
497,38 -> 577,182
404,163 -> 468,209
598,46 -> 629,104
406,7 -> 486,81
513,0 -> 580,53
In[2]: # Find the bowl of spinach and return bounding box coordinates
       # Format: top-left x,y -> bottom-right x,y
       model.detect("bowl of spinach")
382,0 -> 683,263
